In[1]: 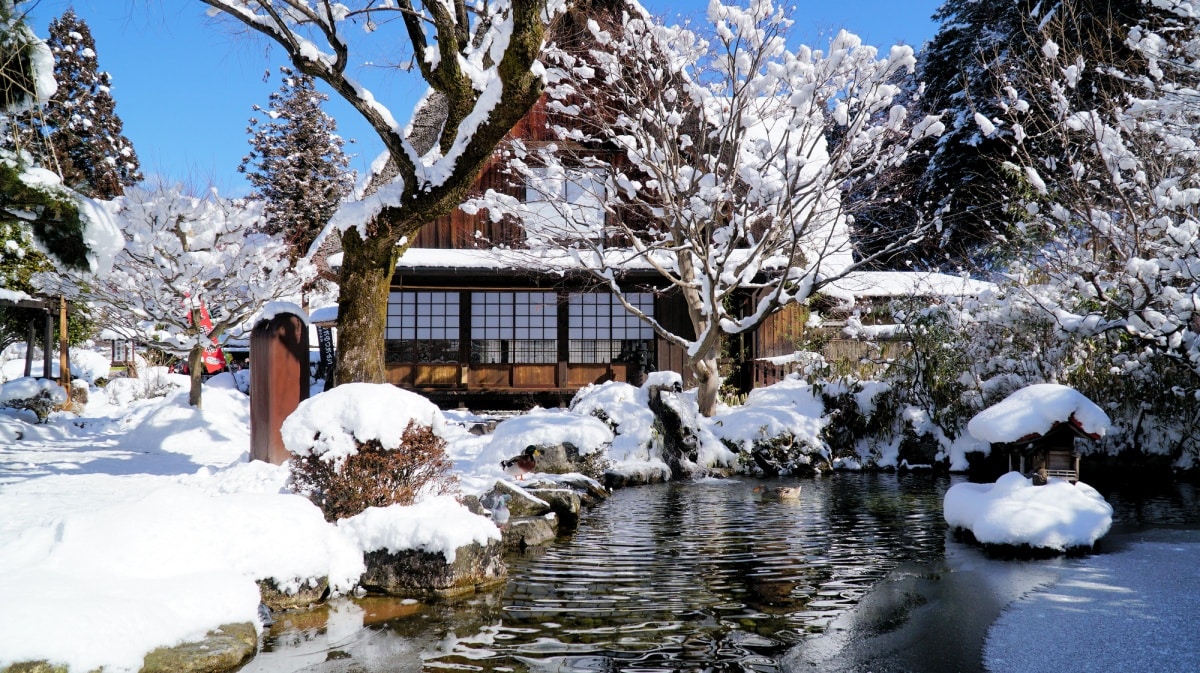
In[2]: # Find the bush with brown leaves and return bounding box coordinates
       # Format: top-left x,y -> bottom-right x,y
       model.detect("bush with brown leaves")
290,420 -> 457,521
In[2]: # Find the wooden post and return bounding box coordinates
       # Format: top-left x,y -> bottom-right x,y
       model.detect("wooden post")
42,311 -> 52,380
58,297 -> 70,396
250,312 -> 311,464
24,319 -> 35,377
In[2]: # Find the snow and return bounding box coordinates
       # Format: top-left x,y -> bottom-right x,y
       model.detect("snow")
256,301 -> 310,325
943,472 -> 1113,550
966,383 -> 1111,444
1,347 -> 112,385
712,378 -> 828,454
0,363 -> 1193,670
337,495 -> 501,563
0,376 -> 65,406
280,382 -> 447,464
985,536 -> 1200,672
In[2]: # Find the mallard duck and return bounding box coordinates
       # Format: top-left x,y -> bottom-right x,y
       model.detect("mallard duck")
501,445 -> 541,480
754,485 -> 802,501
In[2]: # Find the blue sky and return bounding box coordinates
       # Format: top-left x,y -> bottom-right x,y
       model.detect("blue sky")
21,0 -> 943,196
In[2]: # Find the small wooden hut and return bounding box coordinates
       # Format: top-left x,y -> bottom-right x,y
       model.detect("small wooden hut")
994,419 -> 1101,484
966,383 -> 1110,485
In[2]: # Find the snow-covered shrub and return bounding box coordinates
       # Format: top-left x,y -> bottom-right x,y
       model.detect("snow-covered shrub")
711,378 -> 830,475
282,383 -> 456,521
103,366 -> 178,406
0,376 -> 66,422
290,420 -> 456,522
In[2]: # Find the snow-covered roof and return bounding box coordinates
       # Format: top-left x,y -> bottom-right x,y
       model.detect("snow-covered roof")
309,305 -> 338,326
0,288 -> 34,303
329,249 -> 993,304
966,383 -> 1111,445
822,271 -> 996,299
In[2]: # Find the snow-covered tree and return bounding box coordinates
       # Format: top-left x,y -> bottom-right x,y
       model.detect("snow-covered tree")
201,0 -> 558,385
36,185 -> 314,407
1,0 -> 122,274
912,0 -> 1148,268
239,65 -> 353,286
473,0 -> 944,415
19,9 -> 142,199
998,0 -> 1200,456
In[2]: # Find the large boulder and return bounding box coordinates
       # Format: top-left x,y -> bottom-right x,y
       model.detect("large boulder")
360,540 -> 507,598
501,514 -> 559,550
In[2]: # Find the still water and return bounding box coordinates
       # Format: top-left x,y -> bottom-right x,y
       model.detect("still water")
240,474 -> 1198,673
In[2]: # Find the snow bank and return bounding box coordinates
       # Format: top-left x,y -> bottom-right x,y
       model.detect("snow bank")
281,382 -> 446,463
0,376 -> 65,406
712,378 -> 827,452
338,494 -> 501,563
943,472 -> 1113,550
571,381 -> 658,462
967,383 -> 1110,444
479,408 -> 614,473
0,485 -> 364,673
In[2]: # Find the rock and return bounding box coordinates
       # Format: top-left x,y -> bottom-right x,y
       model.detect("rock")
551,473 -> 610,504
360,539 -> 507,598
533,442 -> 578,473
489,481 -> 552,517
257,576 -> 329,611
139,622 -> 257,673
1,663 -> 69,673
501,514 -> 558,550
604,465 -> 670,489
525,488 -> 583,528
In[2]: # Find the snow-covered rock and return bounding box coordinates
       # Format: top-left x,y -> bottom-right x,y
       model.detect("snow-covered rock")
943,471 -> 1113,551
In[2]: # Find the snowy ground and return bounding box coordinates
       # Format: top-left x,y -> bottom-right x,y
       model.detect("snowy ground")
1,366 -> 1196,672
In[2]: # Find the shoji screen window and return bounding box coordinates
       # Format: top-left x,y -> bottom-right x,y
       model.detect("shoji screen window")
568,292 -> 654,363
470,292 -> 558,364
384,291 -> 460,362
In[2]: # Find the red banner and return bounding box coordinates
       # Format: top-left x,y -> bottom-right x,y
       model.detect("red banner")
187,296 -> 226,374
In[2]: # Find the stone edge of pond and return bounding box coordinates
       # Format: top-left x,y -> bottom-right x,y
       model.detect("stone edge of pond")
1,622 -> 256,673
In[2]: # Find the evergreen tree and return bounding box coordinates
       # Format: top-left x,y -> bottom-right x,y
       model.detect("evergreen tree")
31,9 -> 141,198
909,0 -> 1151,269
239,66 -> 354,277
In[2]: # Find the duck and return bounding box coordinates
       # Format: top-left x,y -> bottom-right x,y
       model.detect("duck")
754,485 -> 802,501
501,445 -> 542,481
490,494 -> 511,528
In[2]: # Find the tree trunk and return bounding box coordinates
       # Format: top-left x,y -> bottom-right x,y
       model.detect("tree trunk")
334,229 -> 402,386
187,344 -> 204,408
691,349 -> 722,418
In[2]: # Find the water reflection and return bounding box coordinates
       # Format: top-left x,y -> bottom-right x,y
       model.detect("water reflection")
243,474 -> 954,672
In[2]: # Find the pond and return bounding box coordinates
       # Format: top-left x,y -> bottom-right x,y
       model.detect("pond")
240,474 -> 1200,673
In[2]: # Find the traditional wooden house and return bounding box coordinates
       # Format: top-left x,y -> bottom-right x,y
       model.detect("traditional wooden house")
332,95 -> 996,408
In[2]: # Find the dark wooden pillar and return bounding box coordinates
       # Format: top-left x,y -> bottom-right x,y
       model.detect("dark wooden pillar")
42,311 -> 52,380
24,319 -> 35,377
250,312 -> 311,464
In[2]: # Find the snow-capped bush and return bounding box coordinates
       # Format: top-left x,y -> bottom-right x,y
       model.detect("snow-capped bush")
0,377 -> 67,422
283,384 -> 456,521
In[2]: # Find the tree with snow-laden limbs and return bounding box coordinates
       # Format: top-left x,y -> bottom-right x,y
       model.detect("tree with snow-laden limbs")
35,185 -> 314,408
1,0 -> 123,275
10,9 -> 142,200
201,0 -> 558,385
240,65 -> 354,291
911,0 -> 1151,269
470,0 -> 944,416
992,0 -> 1200,459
